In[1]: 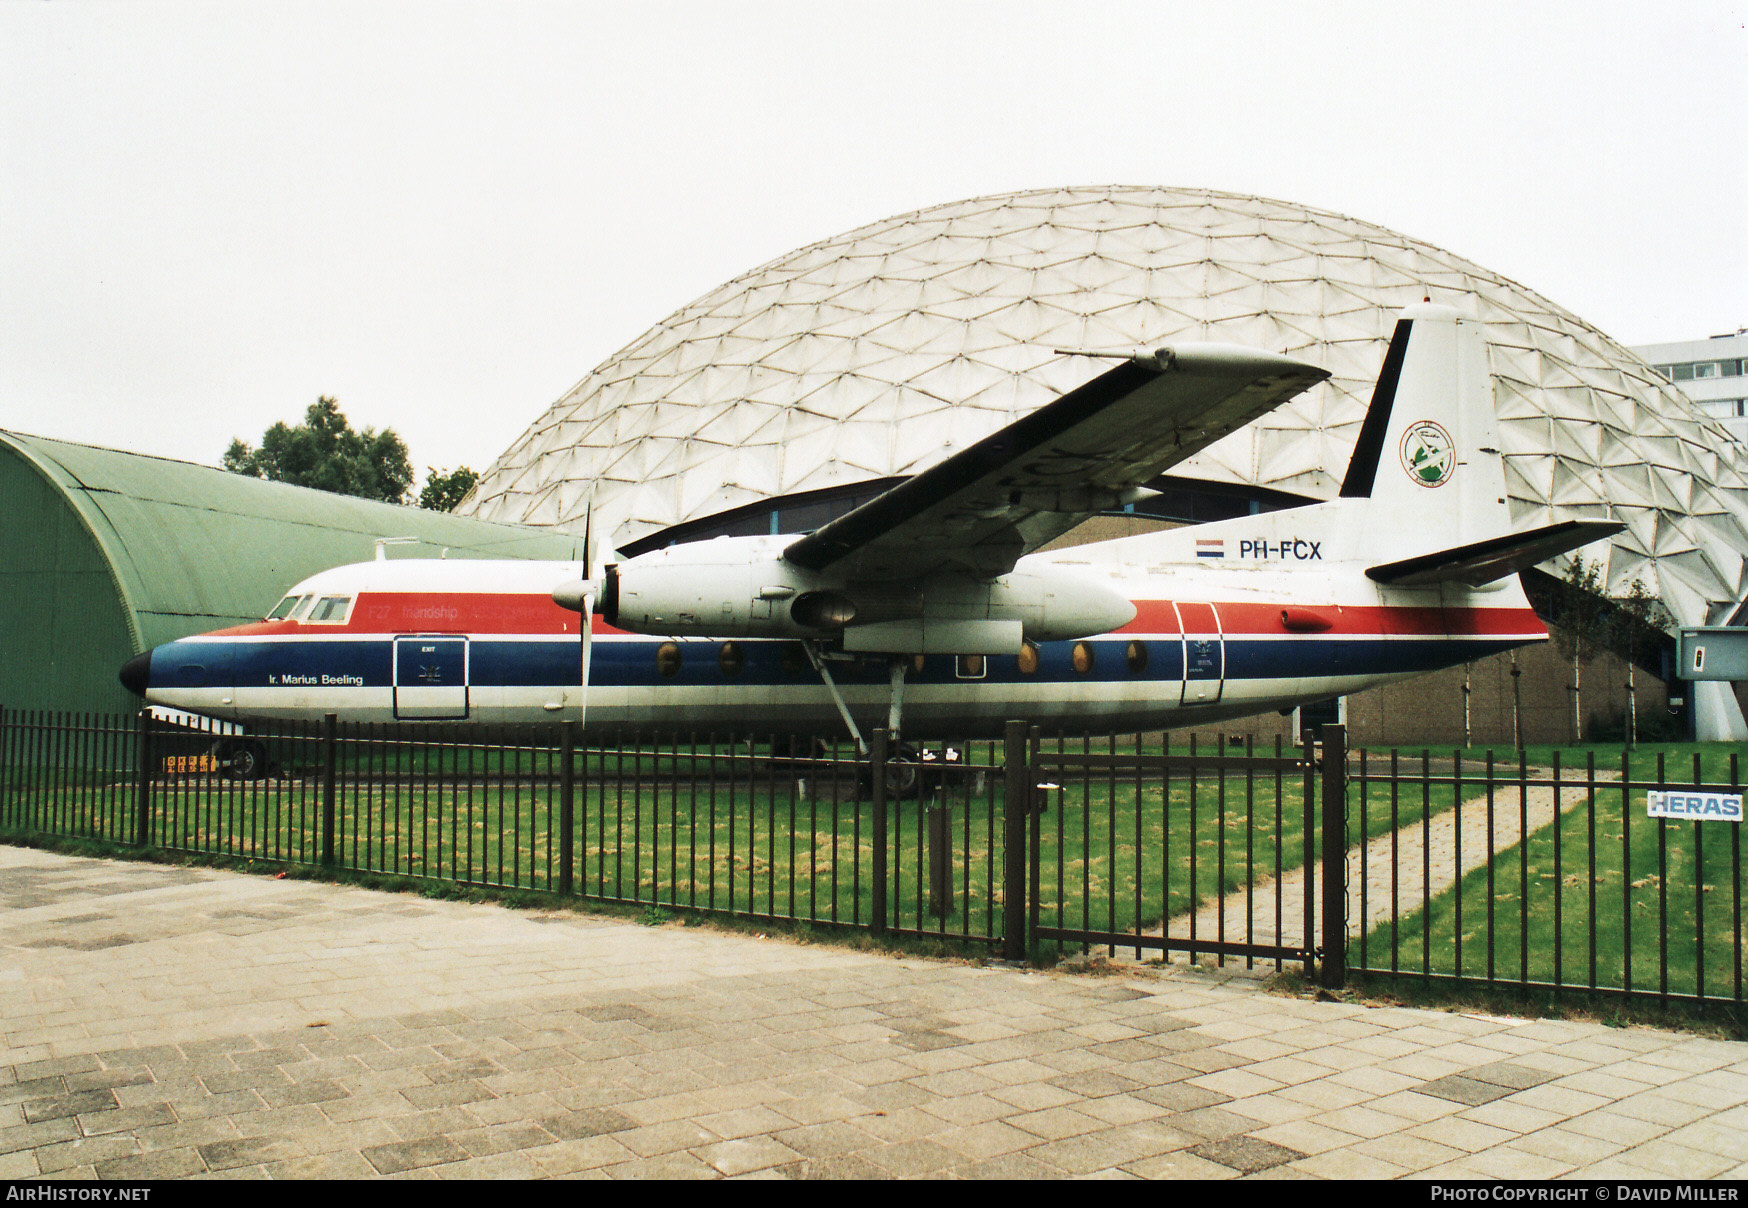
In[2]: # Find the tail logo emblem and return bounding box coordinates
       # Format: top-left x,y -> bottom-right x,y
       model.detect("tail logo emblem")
1400,420 -> 1454,488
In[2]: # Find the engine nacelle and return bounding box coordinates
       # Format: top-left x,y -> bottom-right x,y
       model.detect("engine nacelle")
572,536 -> 1136,652
600,539 -> 817,637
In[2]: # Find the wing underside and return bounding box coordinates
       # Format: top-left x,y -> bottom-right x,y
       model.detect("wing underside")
782,346 -> 1330,581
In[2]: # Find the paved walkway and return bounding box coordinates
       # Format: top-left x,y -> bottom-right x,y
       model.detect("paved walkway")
1177,765 -> 1616,954
4,843 -> 1748,1180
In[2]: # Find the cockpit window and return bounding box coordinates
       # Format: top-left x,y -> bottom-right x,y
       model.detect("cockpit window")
266,595 -> 305,620
290,596 -> 318,621
305,595 -> 354,625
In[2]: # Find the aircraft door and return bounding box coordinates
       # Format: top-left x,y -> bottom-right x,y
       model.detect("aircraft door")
1174,602 -> 1224,706
393,636 -> 470,720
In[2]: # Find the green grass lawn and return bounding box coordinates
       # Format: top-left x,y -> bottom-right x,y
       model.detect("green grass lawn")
14,721 -> 1742,997
1357,742 -> 1748,1000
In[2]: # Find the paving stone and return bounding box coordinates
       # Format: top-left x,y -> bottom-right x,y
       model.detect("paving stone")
361,1134 -> 469,1174
954,1150 -> 1070,1180
695,1135 -> 802,1176
32,1133 -> 141,1174
22,1090 -> 117,1122
1135,1082 -> 1234,1113
93,1146 -> 206,1179
1417,1074 -> 1516,1106
77,1103 -> 177,1136
196,1136 -> 306,1171
1290,1146 -> 1407,1178
1166,1106 -> 1256,1141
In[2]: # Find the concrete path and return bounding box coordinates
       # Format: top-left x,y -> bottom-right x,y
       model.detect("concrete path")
4,843 -> 1748,1180
1169,765 -> 1617,960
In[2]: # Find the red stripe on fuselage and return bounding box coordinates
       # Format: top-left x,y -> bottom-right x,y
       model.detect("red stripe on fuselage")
1117,600 -> 1544,639
208,593 -> 627,638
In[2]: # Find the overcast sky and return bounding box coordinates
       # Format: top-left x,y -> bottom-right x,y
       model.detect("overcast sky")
3,2 -> 1743,487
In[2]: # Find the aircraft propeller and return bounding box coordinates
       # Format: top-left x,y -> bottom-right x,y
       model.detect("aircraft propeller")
548,502 -> 615,729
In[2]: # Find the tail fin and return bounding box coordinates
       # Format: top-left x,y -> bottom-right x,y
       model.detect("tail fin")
1339,303 -> 1509,552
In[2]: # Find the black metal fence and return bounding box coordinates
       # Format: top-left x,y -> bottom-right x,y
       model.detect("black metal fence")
0,708 -> 1019,947
1016,727 -> 1334,979
5,705 -> 1746,1008
1348,746 -> 1748,1007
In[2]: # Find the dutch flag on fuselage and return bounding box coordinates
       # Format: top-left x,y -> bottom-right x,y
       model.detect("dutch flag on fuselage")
1196,539 -> 1225,559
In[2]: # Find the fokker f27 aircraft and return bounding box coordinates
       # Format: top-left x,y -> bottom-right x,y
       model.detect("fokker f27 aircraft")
121,304 -> 1620,770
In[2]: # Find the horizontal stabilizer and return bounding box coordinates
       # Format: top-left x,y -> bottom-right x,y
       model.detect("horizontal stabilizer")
1366,518 -> 1625,588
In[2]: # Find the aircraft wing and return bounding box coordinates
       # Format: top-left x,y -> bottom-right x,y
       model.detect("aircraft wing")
782,346 -> 1330,580
1365,518 -> 1626,588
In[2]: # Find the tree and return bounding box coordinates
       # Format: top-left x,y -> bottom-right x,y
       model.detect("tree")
418,466 -> 478,512
1546,556 -> 1674,746
225,397 -> 413,504
1607,576 -> 1674,748
1547,556 -> 1611,743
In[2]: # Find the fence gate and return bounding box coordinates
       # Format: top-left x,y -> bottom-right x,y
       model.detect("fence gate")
1015,721 -> 1348,985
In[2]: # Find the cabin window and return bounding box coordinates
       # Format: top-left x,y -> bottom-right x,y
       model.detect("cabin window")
911,654 -> 926,675
1072,642 -> 1095,675
718,642 -> 744,677
779,643 -> 807,677
956,654 -> 986,680
656,642 -> 682,678
1126,641 -> 1149,674
1017,641 -> 1040,675
305,596 -> 353,625
266,595 -> 304,621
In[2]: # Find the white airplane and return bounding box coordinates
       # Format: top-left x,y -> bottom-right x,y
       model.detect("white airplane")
121,304 -> 1620,771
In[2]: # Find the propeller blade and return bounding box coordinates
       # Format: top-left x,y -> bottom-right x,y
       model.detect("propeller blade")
579,589 -> 593,731
580,502 -> 593,731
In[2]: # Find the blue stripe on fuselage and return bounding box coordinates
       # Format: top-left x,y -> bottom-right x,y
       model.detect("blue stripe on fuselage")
155,633 -> 1528,694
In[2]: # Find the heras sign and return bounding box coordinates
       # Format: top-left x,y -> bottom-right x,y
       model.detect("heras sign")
1646,791 -> 1745,822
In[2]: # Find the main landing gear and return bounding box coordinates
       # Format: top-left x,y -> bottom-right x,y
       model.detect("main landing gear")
211,737 -> 272,781
799,642 -> 967,800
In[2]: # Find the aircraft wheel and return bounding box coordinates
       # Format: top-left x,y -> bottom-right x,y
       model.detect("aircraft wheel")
215,738 -> 271,781
886,744 -> 922,797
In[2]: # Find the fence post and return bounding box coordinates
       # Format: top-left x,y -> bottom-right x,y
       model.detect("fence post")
927,806 -> 952,918
321,713 -> 337,868
1320,722 -> 1347,989
559,721 -> 576,896
133,710 -> 153,847
870,728 -> 888,936
1002,720 -> 1029,961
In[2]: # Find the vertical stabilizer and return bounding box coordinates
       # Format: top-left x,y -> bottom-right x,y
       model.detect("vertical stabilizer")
1338,304 -> 1508,550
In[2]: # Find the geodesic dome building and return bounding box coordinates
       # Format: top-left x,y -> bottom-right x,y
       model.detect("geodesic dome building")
462,186 -> 1748,637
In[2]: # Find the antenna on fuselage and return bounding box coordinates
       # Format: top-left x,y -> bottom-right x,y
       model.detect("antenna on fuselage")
373,536 -> 419,561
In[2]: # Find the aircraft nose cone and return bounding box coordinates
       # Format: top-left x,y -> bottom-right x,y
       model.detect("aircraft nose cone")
119,650 -> 152,698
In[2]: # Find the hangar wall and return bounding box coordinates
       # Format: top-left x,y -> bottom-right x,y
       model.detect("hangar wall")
0,431 -> 583,717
